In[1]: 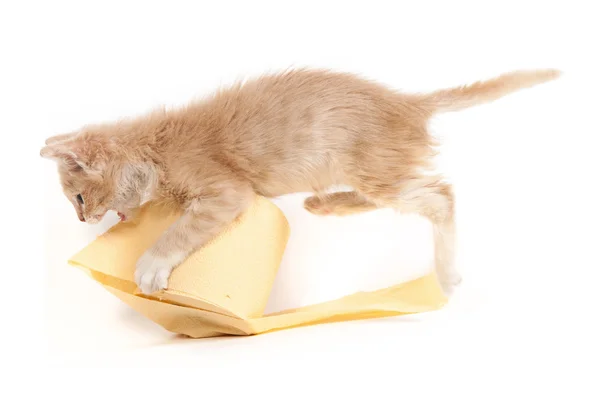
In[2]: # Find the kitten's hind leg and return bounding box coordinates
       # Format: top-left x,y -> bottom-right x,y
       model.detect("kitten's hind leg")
304,191 -> 378,216
346,173 -> 461,296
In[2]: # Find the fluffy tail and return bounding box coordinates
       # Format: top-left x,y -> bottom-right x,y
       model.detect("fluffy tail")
419,69 -> 561,113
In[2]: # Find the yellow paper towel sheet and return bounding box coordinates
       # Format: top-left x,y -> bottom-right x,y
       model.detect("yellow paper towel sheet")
68,196 -> 448,338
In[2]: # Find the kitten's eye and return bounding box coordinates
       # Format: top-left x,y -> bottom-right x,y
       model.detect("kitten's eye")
76,194 -> 84,204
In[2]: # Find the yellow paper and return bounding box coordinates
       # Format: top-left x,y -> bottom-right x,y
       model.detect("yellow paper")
69,196 -> 448,338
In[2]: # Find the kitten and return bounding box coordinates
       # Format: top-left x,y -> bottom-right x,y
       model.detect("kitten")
41,68 -> 560,295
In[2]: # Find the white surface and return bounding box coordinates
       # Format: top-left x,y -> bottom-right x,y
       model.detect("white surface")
2,0 -> 599,401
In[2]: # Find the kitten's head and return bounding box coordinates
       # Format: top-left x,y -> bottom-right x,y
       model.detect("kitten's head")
40,131 -> 150,224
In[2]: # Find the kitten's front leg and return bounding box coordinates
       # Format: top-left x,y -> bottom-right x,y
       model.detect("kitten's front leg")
134,190 -> 253,294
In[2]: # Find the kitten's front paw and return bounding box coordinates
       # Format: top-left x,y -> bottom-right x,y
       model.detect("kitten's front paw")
134,252 -> 175,294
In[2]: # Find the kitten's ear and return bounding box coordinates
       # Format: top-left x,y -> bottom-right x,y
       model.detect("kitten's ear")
40,143 -> 80,169
40,140 -> 106,176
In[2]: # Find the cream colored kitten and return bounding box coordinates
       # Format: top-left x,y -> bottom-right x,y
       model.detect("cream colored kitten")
41,68 -> 560,295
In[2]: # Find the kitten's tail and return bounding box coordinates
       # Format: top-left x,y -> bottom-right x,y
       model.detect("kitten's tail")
418,69 -> 561,113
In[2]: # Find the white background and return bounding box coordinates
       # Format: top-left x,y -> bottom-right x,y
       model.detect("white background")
2,0 -> 599,402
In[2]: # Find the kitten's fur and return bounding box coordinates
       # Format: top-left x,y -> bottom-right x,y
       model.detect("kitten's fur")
41,68 -> 560,295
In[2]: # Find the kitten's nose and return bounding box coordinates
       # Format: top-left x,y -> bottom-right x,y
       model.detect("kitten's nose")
79,215 -> 86,222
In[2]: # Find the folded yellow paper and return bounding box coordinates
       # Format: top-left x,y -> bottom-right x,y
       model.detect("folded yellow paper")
69,196 -> 448,338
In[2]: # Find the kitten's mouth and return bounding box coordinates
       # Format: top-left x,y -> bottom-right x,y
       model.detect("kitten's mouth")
117,212 -> 127,222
